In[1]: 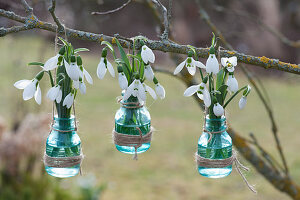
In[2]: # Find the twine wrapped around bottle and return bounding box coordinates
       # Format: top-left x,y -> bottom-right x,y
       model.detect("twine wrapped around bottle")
113,127 -> 153,160
195,149 -> 257,193
43,153 -> 84,168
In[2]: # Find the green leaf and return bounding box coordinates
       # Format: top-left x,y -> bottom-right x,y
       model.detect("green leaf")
115,38 -> 131,71
58,37 -> 69,46
216,68 -> 224,90
101,41 -> 114,53
121,63 -> 131,83
74,48 -> 89,53
216,84 -> 228,105
28,62 -> 44,66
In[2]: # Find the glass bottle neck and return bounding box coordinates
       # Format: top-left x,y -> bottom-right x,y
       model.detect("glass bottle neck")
204,115 -> 227,132
52,115 -> 76,131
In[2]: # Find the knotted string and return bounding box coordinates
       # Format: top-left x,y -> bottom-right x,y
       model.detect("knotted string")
117,97 -> 144,109
195,150 -> 257,193
113,127 -> 153,160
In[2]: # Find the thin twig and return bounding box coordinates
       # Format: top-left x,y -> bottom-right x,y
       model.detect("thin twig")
151,0 -> 169,40
91,0 -> 132,15
20,0 -> 33,15
48,0 -> 65,33
213,3 -> 300,48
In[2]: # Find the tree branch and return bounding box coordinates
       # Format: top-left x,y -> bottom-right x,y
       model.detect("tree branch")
151,0 -> 170,40
0,7 -> 299,75
91,0 -> 132,15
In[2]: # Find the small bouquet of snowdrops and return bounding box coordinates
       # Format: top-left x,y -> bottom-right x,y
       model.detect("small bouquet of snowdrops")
174,34 -> 251,118
14,38 -> 92,118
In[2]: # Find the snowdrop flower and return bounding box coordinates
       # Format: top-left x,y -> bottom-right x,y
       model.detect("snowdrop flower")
73,79 -> 86,94
14,79 -> 42,105
155,83 -> 165,99
239,96 -> 247,109
213,103 -> 224,117
79,68 -> 93,85
123,79 -> 146,103
144,64 -> 155,81
43,47 -> 65,71
47,85 -> 62,103
143,83 -> 157,100
97,57 -> 115,79
183,82 -> 211,107
63,92 -> 74,108
226,74 -> 238,93
206,53 -> 219,75
221,56 -> 237,72
65,58 -> 80,81
141,45 -> 155,64
118,72 -> 128,90
174,55 -> 205,76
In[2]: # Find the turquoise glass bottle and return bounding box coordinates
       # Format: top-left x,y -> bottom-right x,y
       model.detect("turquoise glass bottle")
197,115 -> 232,178
114,95 -> 151,154
45,115 -> 81,178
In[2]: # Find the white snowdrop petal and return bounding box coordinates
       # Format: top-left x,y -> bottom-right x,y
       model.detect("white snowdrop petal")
97,58 -> 107,79
196,92 -> 204,100
14,80 -> 32,89
227,67 -> 235,73
145,85 -> 157,100
187,65 -> 196,76
22,80 -> 37,100
183,85 -> 199,97
73,80 -> 79,89
123,82 -> 135,100
226,76 -> 239,93
44,55 -> 59,71
174,59 -> 186,75
155,83 -> 166,99
203,89 -> 211,107
106,60 -> 115,77
141,45 -> 155,63
83,68 -> 93,84
34,85 -> 42,105
239,96 -> 247,109
138,81 -> 146,101
56,89 -> 62,103
79,82 -> 86,94
118,73 -> 128,90
67,63 -> 80,81
194,60 -> 206,69
144,65 -> 155,81
47,86 -> 59,101
206,54 -> 219,75
213,103 -> 224,116
221,57 -> 228,67
63,93 -> 74,108
229,56 -> 237,66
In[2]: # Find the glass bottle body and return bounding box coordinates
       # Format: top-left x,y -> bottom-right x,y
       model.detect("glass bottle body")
198,115 -> 232,178
115,96 -> 151,154
45,115 -> 81,178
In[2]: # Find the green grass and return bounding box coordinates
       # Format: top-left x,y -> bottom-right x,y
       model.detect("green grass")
1,36 -> 300,200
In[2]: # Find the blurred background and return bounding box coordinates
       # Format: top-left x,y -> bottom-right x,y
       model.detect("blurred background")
0,0 -> 300,199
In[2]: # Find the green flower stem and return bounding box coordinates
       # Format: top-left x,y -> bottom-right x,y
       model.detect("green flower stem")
47,71 -> 55,87
223,85 -> 248,108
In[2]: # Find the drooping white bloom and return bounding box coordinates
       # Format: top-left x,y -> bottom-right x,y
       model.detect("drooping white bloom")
226,74 -> 238,93
79,81 -> 86,94
144,83 -> 157,100
144,64 -> 155,81
47,85 -> 62,103
183,82 -> 211,107
123,79 -> 146,103
63,93 -> 74,108
221,56 -> 237,72
174,57 -> 205,76
34,84 -> 42,105
141,45 -> 155,64
118,72 -> 128,90
213,103 -> 224,117
81,68 -> 93,85
14,79 -> 41,104
239,96 -> 247,109
155,83 -> 166,99
65,60 -> 80,81
206,54 -> 219,75
97,57 -> 115,79
44,54 -> 60,71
